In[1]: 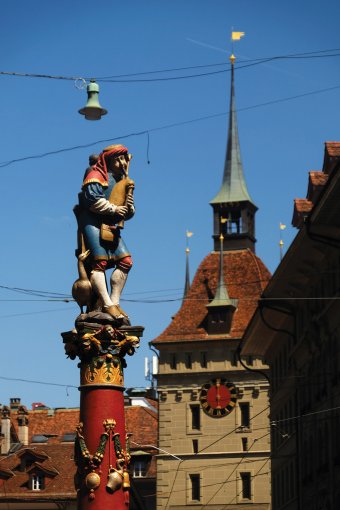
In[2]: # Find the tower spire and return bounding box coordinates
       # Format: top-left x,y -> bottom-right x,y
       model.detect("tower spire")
210,51 -> 258,253
183,231 -> 192,301
212,54 -> 253,205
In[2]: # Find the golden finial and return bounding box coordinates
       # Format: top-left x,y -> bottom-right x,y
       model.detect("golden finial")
230,31 -> 244,65
185,230 -> 193,251
220,233 -> 224,241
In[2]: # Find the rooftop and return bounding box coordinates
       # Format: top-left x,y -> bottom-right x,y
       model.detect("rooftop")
152,249 -> 270,344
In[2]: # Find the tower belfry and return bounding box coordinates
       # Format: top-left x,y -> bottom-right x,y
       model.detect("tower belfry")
210,54 -> 257,252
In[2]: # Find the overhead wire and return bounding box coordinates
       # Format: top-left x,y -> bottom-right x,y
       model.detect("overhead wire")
0,284 -> 71,299
141,472 -> 271,500
0,306 -> 77,319
0,375 -> 77,389
2,295 -> 340,304
2,292 -> 340,309
227,457 -> 271,505
197,405 -> 270,454
4,367 -> 338,410
199,431 -> 271,509
0,79 -> 340,169
174,454 -> 272,473
96,47 -> 340,79
1,47 -> 340,83
271,404 -> 340,425
151,472 -> 271,500
3,265 -> 340,300
99,52 -> 340,83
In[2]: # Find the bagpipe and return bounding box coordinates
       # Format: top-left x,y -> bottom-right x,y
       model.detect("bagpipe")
100,154 -> 134,242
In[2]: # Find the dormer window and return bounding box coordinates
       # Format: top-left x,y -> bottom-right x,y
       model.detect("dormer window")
132,460 -> 147,478
31,473 -> 44,490
130,451 -> 151,478
31,435 -> 48,444
17,449 -> 50,472
62,432 -> 76,443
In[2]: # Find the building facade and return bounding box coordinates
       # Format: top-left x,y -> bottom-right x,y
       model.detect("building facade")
152,56 -> 271,510
242,142 -> 340,510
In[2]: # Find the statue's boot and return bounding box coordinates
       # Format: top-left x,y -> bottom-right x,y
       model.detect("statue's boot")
90,270 -> 124,319
110,268 -> 129,318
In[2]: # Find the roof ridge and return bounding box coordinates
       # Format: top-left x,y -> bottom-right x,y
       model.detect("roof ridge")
137,406 -> 158,420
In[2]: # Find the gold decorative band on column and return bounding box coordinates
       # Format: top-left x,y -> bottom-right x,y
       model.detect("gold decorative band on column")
80,355 -> 124,387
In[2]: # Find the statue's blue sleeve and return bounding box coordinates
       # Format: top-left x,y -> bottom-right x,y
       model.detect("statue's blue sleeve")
82,183 -> 105,208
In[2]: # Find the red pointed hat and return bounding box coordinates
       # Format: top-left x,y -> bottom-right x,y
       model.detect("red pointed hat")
82,144 -> 128,188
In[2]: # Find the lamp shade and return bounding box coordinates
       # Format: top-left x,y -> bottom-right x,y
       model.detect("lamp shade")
79,80 -> 108,120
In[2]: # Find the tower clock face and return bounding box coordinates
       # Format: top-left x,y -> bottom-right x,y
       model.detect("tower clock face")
199,378 -> 237,418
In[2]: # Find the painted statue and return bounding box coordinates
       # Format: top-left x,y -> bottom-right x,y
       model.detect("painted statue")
73,144 -> 135,321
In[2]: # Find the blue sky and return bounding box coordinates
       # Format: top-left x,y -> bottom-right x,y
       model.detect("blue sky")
1,0 -> 340,408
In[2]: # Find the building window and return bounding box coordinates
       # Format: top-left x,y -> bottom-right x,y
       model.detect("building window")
200,352 -> 207,368
230,350 -> 238,367
192,439 -> 199,454
170,353 -> 177,370
190,474 -> 201,501
241,437 -> 248,451
190,405 -> 201,430
132,460 -> 147,478
239,403 -> 250,429
240,472 -> 251,499
31,474 -> 44,491
185,352 -> 192,369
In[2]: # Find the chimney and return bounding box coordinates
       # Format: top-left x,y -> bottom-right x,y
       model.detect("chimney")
10,398 -> 21,411
17,406 -> 29,446
1,406 -> 11,454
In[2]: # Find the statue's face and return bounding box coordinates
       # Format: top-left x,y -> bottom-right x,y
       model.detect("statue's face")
107,154 -> 128,180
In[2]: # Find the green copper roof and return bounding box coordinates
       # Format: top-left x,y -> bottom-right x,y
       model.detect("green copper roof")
210,62 -> 255,206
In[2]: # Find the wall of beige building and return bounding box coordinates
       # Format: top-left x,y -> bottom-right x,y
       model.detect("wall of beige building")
156,340 -> 271,509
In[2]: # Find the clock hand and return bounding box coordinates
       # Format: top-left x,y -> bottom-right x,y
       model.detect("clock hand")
216,381 -> 221,409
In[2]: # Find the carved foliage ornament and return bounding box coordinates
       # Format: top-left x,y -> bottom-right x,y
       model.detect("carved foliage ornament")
75,419 -> 131,501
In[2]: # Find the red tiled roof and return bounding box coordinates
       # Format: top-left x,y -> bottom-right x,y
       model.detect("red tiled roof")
294,198 -> 313,213
0,403 -> 158,499
10,408 -> 79,444
125,406 -> 157,446
323,142 -> 340,175
307,171 -> 328,203
0,444 -> 76,499
152,249 -> 271,344
292,199 -> 313,229
6,405 -> 157,447
325,141 -> 340,157
309,171 -> 328,187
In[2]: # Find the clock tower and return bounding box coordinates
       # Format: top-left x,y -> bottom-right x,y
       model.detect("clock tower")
151,55 -> 272,510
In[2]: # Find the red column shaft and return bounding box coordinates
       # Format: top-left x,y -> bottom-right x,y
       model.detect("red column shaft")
78,386 -> 126,510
